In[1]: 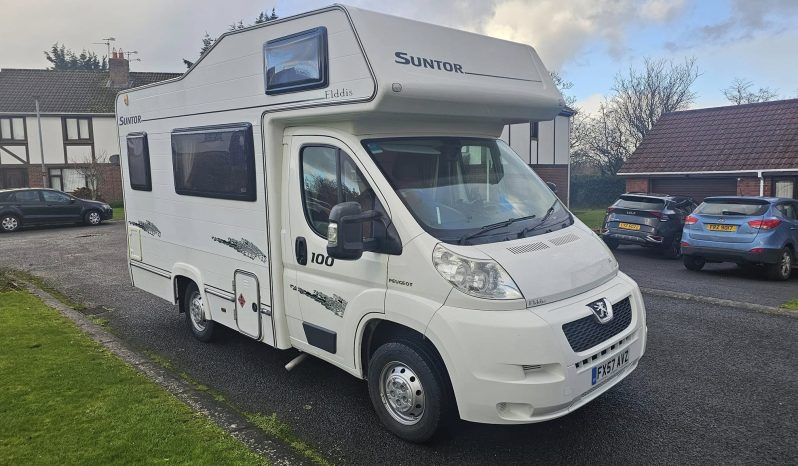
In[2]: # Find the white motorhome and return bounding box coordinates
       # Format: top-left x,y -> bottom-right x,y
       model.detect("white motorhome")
117,4 -> 647,442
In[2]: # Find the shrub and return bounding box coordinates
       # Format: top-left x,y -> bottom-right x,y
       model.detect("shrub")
570,175 -> 625,209
71,187 -> 106,203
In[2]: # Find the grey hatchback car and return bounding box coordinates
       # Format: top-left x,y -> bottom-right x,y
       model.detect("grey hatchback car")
601,193 -> 697,259
0,188 -> 113,232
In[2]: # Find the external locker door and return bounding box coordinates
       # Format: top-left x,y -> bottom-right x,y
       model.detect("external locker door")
234,270 -> 261,339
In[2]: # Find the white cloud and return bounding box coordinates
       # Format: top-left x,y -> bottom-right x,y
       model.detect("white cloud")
576,93 -> 605,114
479,0 -> 686,70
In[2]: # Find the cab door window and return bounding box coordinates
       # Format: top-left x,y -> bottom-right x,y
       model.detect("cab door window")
300,145 -> 379,238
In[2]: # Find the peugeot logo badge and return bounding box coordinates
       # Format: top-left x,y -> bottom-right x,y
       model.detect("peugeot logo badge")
587,298 -> 614,324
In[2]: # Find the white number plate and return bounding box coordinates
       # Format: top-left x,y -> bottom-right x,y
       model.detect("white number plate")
591,350 -> 630,386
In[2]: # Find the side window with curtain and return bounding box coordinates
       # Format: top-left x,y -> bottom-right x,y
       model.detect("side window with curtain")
127,133 -> 152,191
171,123 -> 256,201
301,146 -> 380,238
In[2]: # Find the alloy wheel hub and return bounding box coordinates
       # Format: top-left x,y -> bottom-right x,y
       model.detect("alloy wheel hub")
189,292 -> 206,331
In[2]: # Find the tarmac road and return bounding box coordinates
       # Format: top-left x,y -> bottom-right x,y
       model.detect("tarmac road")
1,222 -> 796,465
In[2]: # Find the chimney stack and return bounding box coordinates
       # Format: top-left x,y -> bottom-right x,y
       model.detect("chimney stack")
109,47 -> 129,88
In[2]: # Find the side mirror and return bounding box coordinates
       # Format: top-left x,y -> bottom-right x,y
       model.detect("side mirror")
546,181 -> 558,193
327,202 -> 380,261
70,199 -> 76,204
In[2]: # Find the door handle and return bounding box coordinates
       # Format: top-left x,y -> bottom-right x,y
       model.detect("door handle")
295,236 -> 307,266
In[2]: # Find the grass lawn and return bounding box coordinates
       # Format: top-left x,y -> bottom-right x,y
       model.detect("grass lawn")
571,208 -> 607,231
781,299 -> 798,311
112,207 -> 125,221
0,284 -> 267,465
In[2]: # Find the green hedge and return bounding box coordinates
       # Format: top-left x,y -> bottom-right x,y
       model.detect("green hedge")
570,175 -> 626,209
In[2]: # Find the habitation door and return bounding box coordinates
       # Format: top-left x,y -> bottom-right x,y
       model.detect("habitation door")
285,136 -> 388,362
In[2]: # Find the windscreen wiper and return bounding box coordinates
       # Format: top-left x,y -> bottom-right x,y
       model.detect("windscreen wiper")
518,200 -> 559,238
458,215 -> 537,245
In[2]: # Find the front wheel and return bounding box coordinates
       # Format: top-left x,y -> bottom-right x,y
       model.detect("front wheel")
183,283 -> 216,342
84,210 -> 102,226
766,248 -> 793,281
683,255 -> 705,271
367,341 -> 451,443
662,236 -> 682,259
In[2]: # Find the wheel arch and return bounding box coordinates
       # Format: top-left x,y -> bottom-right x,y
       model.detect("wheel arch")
171,263 -> 205,308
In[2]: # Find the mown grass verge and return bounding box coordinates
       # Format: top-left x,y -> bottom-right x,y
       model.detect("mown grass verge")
780,298 -> 798,311
572,208 -> 607,231
0,284 -> 268,465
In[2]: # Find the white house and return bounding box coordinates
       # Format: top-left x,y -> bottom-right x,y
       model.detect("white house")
501,110 -> 574,205
0,55 -> 179,200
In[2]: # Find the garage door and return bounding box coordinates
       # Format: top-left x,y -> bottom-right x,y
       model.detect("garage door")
650,177 -> 737,202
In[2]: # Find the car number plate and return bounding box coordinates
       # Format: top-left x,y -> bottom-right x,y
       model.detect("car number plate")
707,224 -> 737,232
591,350 -> 630,386
618,222 -> 641,231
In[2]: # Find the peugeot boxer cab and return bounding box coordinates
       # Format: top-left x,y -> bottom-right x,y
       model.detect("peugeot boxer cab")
117,4 -> 647,442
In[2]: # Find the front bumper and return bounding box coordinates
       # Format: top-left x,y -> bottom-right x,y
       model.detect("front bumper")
101,208 -> 113,220
426,273 -> 647,424
682,245 -> 781,264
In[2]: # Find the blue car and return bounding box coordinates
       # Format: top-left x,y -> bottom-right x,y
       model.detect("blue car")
681,196 -> 798,280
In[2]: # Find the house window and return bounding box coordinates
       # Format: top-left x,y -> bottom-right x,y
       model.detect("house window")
49,168 -> 87,193
63,117 -> 92,141
171,123 -> 256,201
264,27 -> 328,95
774,180 -> 796,199
127,133 -> 152,191
530,121 -> 539,140
0,117 -> 25,141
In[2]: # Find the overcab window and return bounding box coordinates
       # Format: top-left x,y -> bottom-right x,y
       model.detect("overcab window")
264,27 -> 328,95
171,123 -> 256,201
127,133 -> 152,191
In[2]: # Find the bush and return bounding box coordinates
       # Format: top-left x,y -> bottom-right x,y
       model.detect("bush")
570,175 -> 625,208
71,187 -> 106,203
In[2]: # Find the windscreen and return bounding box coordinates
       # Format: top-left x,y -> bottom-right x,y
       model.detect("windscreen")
615,196 -> 665,210
363,137 -> 571,244
695,199 -> 769,216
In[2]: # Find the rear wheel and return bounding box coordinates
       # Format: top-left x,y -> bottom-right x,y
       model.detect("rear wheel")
183,282 -> 216,342
766,248 -> 793,281
662,236 -> 682,259
1,214 -> 20,232
84,210 -> 102,226
367,340 -> 452,443
603,237 -> 619,250
683,255 -> 705,271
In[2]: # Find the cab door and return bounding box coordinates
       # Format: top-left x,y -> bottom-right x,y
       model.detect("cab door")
285,135 -> 388,368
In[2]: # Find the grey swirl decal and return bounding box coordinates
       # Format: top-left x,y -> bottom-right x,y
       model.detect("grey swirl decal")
290,285 -> 347,317
129,220 -> 161,237
212,236 -> 268,263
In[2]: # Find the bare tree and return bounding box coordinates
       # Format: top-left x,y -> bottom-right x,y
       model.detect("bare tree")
612,57 -> 699,149
572,57 -> 700,175
550,71 -> 578,109
74,151 -> 110,200
722,78 -> 779,105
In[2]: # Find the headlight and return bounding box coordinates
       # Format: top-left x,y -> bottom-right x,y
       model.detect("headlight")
432,244 -> 523,300
102,204 -> 111,209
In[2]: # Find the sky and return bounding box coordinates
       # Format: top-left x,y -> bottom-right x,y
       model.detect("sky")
1,0 -> 796,114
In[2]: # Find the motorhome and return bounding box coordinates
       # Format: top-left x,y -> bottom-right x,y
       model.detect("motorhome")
117,4 -> 647,442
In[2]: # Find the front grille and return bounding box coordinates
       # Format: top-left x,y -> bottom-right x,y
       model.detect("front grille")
562,297 -> 633,352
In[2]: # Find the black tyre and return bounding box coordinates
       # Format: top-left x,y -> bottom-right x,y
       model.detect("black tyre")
683,255 -> 705,271
604,237 -> 619,250
84,210 -> 103,226
183,282 -> 216,342
367,340 -> 452,443
1,214 -> 21,232
662,236 -> 682,260
765,248 -> 793,281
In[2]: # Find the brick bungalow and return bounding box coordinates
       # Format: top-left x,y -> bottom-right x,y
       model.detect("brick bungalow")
0,54 -> 179,201
619,99 -> 798,201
